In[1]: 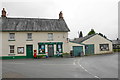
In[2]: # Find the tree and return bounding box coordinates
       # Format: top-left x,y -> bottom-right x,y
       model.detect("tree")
117,38 -> 119,40
78,31 -> 83,38
88,29 -> 96,35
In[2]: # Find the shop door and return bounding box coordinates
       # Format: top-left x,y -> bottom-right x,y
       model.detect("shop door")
48,44 -> 54,57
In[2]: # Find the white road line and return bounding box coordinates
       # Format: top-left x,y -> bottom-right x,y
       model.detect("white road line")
77,59 -> 100,79
4,63 -> 25,64
73,60 -> 76,65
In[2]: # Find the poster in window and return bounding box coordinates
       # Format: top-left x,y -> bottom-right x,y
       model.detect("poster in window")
58,44 -> 61,49
18,47 -> 24,54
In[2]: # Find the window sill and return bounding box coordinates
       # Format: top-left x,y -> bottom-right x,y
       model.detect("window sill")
8,53 -> 15,56
8,40 -> 15,41
26,39 -> 33,41
47,39 -> 53,41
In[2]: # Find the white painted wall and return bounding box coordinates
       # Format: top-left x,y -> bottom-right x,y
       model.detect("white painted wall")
82,34 -> 113,54
2,32 -> 69,56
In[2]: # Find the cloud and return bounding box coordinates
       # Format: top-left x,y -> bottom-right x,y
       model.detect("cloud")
1,0 -> 119,40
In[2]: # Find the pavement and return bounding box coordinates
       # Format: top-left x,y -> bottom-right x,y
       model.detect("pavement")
2,53 -> 118,78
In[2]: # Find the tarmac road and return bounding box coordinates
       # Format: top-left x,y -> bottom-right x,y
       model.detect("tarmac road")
2,53 -> 118,78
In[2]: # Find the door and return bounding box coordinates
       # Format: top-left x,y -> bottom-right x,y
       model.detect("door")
73,46 -> 83,57
85,44 -> 94,55
48,44 -> 54,57
26,45 -> 33,58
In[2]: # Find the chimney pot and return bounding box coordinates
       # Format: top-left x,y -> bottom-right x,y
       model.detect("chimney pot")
59,11 -> 63,19
1,8 -> 7,17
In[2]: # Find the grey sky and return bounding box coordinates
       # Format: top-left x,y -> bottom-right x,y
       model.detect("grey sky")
1,0 -> 119,40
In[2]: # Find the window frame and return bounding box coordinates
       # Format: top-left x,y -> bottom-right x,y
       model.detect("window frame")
9,33 -> 15,40
9,45 -> 15,54
56,43 -> 63,53
27,33 -> 32,41
99,44 -> 109,51
48,33 -> 53,41
38,44 -> 45,54
17,47 -> 24,54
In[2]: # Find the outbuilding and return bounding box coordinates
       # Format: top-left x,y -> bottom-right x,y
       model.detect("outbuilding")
73,33 -> 113,55
68,42 -> 85,57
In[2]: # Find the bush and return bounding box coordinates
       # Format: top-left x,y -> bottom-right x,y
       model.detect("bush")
62,53 -> 70,58
62,52 -> 69,56
37,55 -> 47,59
113,49 -> 120,52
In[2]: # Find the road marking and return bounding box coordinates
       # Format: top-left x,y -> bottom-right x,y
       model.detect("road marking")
77,59 -> 100,79
94,76 -> 100,78
73,60 -> 76,65
4,63 -> 25,64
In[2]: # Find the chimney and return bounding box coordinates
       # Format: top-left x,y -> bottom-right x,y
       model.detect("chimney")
1,8 -> 6,17
59,11 -> 63,19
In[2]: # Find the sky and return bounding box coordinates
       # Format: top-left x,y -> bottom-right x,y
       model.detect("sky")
0,0 -> 119,40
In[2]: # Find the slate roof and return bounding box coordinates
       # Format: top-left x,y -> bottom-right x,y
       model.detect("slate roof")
73,34 -> 96,43
0,17 -> 70,32
73,33 -> 112,43
112,40 -> 120,44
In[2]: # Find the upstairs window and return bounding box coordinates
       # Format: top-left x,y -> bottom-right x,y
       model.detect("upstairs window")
27,33 -> 32,40
9,33 -> 15,40
48,33 -> 53,41
100,44 -> 109,51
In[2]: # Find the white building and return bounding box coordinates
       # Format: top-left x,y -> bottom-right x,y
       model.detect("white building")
73,34 -> 113,55
1,9 -> 72,59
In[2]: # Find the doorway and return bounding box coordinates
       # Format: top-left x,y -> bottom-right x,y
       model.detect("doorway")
26,45 -> 33,58
48,44 -> 54,57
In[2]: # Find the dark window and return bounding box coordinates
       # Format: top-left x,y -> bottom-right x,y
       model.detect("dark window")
10,45 -> 14,53
100,44 -> 109,51
56,44 -> 62,53
39,44 -> 45,54
17,47 -> 24,54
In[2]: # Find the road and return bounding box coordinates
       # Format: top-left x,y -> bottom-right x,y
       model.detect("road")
2,53 -> 118,78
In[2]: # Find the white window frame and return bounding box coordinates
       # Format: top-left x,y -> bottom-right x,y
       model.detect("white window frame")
48,33 -> 53,41
9,33 -> 15,40
99,44 -> 109,51
27,33 -> 32,40
17,47 -> 24,54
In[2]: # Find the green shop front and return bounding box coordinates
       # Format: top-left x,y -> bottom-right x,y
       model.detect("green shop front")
38,42 -> 63,57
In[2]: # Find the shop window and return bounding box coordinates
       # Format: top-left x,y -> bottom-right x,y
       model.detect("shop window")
39,44 -> 45,54
48,33 -> 53,41
100,44 -> 109,51
17,47 -> 24,54
9,33 -> 15,40
10,45 -> 14,53
27,33 -> 32,40
56,44 -> 63,53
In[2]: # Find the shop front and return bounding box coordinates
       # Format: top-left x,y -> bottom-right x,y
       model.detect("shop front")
38,42 -> 63,57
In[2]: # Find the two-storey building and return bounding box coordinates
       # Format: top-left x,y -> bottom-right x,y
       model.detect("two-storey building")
1,8 -> 71,59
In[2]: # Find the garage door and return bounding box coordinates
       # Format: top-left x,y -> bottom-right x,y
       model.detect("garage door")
85,44 -> 94,55
73,46 -> 83,57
